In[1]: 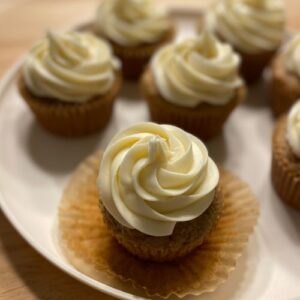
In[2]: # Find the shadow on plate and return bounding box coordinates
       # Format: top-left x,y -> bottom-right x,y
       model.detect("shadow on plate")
269,184 -> 300,243
244,71 -> 271,109
0,211 -> 113,300
120,80 -> 142,102
206,133 -> 227,165
24,120 -> 105,175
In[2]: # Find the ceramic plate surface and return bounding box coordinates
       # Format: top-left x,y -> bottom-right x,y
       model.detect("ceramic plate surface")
0,7 -> 300,300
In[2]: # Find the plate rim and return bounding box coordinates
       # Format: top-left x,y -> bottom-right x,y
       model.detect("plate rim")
0,6 -> 203,300
0,60 -> 147,300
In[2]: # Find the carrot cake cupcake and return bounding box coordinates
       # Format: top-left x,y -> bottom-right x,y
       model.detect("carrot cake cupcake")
59,122 -> 259,296
271,34 -> 300,117
19,31 -> 122,137
95,0 -> 175,80
205,0 -> 285,83
141,30 -> 246,140
272,100 -> 300,209
97,122 -> 222,262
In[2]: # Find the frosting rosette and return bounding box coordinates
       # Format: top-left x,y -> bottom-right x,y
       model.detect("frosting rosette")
23,31 -> 120,103
287,100 -> 300,158
285,34 -> 300,78
96,0 -> 171,47
206,0 -> 285,54
151,31 -> 242,107
98,123 -> 219,237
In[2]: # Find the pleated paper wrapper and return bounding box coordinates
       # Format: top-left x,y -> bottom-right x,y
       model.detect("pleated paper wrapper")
272,116 -> 300,209
58,152 -> 259,298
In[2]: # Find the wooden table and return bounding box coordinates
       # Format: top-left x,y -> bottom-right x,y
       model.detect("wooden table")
0,1 -> 299,299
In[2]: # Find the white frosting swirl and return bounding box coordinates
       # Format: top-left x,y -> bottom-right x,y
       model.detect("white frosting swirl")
98,122 -> 219,237
23,31 -> 120,103
285,34 -> 300,77
287,100 -> 300,158
96,0 -> 171,47
151,31 -> 243,107
207,0 -> 285,54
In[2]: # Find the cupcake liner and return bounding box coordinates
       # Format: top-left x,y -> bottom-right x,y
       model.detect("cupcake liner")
141,69 -> 246,140
100,187 -> 223,262
87,22 -> 176,80
18,74 -> 122,137
270,55 -> 300,117
59,152 -> 259,298
272,116 -> 300,209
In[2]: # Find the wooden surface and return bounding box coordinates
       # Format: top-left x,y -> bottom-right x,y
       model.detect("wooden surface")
0,0 -> 299,299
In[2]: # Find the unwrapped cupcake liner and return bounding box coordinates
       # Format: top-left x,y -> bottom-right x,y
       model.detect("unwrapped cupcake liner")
270,55 -> 300,117
272,116 -> 300,209
59,152 -> 259,298
18,74 -> 122,137
141,70 -> 246,140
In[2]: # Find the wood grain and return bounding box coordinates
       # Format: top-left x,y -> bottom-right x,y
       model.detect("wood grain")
0,0 -> 299,299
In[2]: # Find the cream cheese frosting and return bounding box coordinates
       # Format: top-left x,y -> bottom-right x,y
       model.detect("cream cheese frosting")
96,0 -> 171,47
287,100 -> 300,158
206,0 -> 285,54
285,34 -> 300,78
23,31 -> 120,103
98,122 -> 219,237
151,31 -> 243,107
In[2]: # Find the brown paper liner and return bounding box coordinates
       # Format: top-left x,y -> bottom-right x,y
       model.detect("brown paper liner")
87,22 -> 176,80
270,54 -> 300,118
100,188 -> 223,262
59,152 -> 259,298
197,17 -> 278,84
141,69 -> 246,140
18,73 -> 122,137
271,116 -> 300,209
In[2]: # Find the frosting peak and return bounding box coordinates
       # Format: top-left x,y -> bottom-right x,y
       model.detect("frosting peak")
98,123 -> 219,237
287,100 -> 300,158
96,0 -> 171,47
151,32 -> 243,107
23,31 -> 120,103
47,31 -> 90,64
207,0 -> 285,54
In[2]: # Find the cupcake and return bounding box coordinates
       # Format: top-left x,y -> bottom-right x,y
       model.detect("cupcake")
141,30 -> 246,140
97,122 -> 222,262
95,0 -> 175,80
272,100 -> 300,209
19,31 -> 122,137
205,0 -> 285,83
271,34 -> 300,117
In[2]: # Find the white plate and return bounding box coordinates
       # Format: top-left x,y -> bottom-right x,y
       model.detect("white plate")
1,9 -> 300,300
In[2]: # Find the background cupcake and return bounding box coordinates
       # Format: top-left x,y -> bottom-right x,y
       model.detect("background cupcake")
95,0 -> 175,80
19,31 -> 122,137
97,122 -> 222,262
271,34 -> 300,117
205,0 -> 285,83
141,30 -> 246,140
272,100 -> 300,209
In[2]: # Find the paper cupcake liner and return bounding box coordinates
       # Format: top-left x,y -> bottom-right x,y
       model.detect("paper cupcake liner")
18,74 -> 122,137
270,55 -> 300,117
197,16 -> 276,84
87,22 -> 175,80
100,187 -> 223,262
272,116 -> 300,209
59,152 -> 259,298
141,69 -> 246,140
